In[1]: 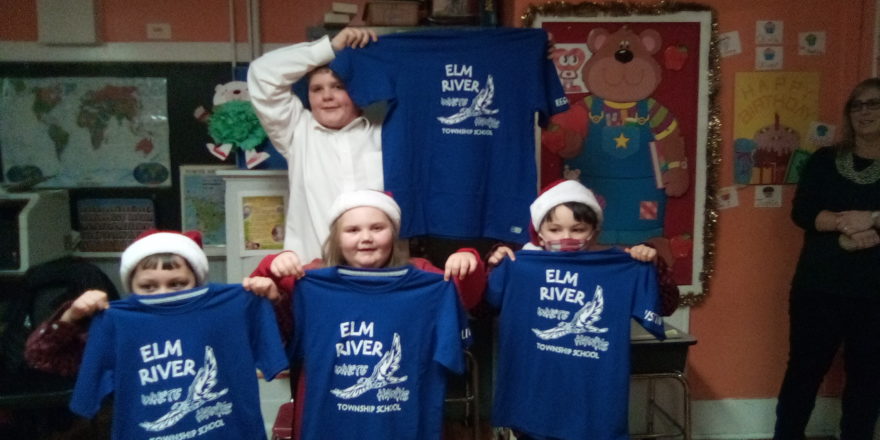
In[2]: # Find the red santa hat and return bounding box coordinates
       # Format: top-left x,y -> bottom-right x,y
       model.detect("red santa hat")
529,179 -> 604,245
119,229 -> 208,291
328,189 -> 401,229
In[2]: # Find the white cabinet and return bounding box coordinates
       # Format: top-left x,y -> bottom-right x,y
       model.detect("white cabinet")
218,170 -> 288,283
0,190 -> 71,276
217,170 -> 291,437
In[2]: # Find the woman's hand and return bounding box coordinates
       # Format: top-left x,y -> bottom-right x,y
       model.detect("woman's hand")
331,27 -> 378,52
271,251 -> 305,279
60,290 -> 109,324
624,244 -> 658,262
444,252 -> 479,281
243,276 -> 281,302
839,228 -> 880,251
836,210 -> 876,234
487,246 -> 515,267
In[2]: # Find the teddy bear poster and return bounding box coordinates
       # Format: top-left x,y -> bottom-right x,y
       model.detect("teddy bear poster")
538,17 -> 709,289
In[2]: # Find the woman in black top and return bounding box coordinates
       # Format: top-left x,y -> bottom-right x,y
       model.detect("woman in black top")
774,78 -> 880,440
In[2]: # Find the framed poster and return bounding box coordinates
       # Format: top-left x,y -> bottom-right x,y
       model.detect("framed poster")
238,191 -> 287,255
180,165 -> 234,247
431,0 -> 479,21
525,1 -> 720,305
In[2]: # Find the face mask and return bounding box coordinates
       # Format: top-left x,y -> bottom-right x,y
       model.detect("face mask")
544,238 -> 590,252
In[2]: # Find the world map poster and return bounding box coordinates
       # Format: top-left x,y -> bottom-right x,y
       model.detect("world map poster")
0,77 -> 170,187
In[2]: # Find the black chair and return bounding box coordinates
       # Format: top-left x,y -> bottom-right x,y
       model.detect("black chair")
0,257 -> 118,439
445,349 -> 480,440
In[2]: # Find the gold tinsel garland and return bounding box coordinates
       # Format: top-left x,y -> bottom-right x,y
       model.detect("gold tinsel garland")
522,1 -> 722,307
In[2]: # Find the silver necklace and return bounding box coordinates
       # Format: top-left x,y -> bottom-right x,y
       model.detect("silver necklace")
836,151 -> 880,184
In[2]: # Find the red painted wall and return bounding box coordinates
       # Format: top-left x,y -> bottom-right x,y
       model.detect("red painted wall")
0,0 -> 369,43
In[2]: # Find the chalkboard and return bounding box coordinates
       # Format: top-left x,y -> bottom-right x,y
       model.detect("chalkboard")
0,62 -> 241,231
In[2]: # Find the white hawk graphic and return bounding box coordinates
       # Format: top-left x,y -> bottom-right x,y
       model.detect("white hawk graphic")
437,75 -> 500,125
532,285 -> 609,340
331,333 -> 408,399
139,346 -> 229,432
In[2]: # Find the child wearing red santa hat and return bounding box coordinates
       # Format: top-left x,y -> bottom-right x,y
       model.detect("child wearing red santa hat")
39,229 -> 287,439
487,179 -> 676,440
488,179 -> 658,265
25,230 -> 212,376
243,189 -> 487,440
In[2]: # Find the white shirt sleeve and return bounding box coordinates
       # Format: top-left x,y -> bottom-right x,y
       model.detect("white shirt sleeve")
247,36 -> 336,156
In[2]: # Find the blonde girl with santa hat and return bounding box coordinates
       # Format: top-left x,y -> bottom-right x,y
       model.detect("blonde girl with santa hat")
243,189 -> 486,439
488,179 -> 658,265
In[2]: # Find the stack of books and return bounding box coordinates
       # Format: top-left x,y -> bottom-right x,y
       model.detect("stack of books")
324,2 -> 358,27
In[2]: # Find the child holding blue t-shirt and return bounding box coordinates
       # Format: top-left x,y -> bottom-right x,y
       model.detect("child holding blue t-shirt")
35,230 -> 288,440
244,189 -> 485,440
487,180 -> 667,440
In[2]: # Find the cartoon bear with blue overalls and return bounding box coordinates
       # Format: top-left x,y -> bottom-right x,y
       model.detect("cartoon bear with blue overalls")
545,26 -> 689,252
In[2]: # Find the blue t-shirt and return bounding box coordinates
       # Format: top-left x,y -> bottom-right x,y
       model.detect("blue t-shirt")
487,249 -> 664,440
331,28 -> 569,243
70,284 -> 288,440
292,266 -> 472,440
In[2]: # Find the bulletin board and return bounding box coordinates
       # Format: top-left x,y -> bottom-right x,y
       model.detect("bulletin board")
525,1 -> 720,305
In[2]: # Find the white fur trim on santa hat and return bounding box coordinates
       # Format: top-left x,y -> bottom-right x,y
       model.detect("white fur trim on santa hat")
328,190 -> 401,229
530,179 -> 603,230
119,231 -> 208,291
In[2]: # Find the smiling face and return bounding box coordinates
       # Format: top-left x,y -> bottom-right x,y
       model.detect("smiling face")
130,255 -> 197,295
336,207 -> 395,268
849,87 -> 880,144
308,68 -> 360,129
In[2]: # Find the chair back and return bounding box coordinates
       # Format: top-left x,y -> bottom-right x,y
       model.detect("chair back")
0,257 -> 118,391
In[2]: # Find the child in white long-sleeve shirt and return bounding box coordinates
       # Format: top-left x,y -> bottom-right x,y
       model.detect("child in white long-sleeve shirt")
248,27 -> 383,262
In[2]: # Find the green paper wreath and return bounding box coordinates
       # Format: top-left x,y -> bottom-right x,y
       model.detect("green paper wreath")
207,100 -> 267,151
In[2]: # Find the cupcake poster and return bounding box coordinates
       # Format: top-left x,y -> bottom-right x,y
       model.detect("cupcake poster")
756,20 -> 783,45
733,72 -> 819,185
755,46 -> 783,70
755,20 -> 784,70
798,32 -> 826,56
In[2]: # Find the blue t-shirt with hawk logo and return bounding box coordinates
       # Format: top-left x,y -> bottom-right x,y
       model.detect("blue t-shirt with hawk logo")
70,284 -> 288,440
331,28 -> 569,243
292,265 -> 472,440
487,249 -> 664,440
